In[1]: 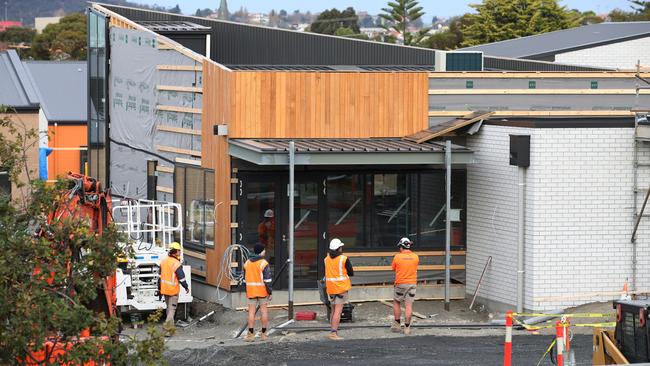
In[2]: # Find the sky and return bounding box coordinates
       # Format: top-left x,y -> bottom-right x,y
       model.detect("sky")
144,0 -> 634,17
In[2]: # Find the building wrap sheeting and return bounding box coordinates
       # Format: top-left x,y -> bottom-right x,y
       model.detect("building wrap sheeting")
109,27 -> 202,200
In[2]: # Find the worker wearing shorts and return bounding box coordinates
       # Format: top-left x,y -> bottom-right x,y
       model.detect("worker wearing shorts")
243,244 -> 273,342
391,237 -> 419,335
324,238 -> 354,340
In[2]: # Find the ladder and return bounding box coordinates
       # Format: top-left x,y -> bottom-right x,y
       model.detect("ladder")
631,62 -> 650,292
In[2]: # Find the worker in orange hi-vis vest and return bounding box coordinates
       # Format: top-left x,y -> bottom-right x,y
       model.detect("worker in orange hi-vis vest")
324,238 -> 354,341
391,237 -> 419,335
243,243 -> 273,342
159,242 -> 189,336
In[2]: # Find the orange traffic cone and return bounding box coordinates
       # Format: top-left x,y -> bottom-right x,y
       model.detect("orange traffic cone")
620,279 -> 631,300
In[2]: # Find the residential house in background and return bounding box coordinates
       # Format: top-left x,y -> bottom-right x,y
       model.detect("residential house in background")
0,21 -> 22,32
462,22 -> 650,70
88,3 -> 650,313
35,17 -> 62,33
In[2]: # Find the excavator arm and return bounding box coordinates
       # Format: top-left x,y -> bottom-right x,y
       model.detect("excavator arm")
593,328 -> 630,365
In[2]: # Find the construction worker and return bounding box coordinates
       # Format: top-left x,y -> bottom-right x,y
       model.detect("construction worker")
159,242 -> 189,335
324,238 -> 354,341
391,237 -> 419,335
257,209 -> 275,251
243,243 -> 273,342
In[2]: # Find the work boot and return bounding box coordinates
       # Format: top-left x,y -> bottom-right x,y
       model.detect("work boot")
162,322 -> 176,337
403,326 -> 411,335
260,332 -> 268,341
328,332 -> 344,341
391,322 -> 402,333
244,331 -> 255,342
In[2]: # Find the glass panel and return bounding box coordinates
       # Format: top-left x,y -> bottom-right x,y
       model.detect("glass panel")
174,166 -> 185,243
184,167 -> 204,245
243,181 -> 276,264
294,182 -> 318,283
89,13 -> 97,48
204,171 -> 215,247
327,174 -> 363,248
419,172 -> 446,249
370,173 -> 416,248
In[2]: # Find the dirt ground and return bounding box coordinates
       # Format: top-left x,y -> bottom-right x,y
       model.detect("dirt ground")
119,298 -> 617,364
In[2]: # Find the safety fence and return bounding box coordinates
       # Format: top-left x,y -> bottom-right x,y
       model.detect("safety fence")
503,310 -> 615,366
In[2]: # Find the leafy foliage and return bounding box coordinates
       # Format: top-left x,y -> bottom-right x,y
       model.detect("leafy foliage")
0,27 -> 36,44
609,0 -> 650,21
460,0 -> 584,47
0,110 -> 165,365
379,0 -> 430,46
422,15 -> 472,50
310,7 -> 360,35
31,13 -> 87,60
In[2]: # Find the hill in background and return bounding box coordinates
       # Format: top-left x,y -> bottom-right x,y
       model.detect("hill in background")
5,0 -> 169,26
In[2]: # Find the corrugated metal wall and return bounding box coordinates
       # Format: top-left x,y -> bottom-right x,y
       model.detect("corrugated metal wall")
103,4 -> 609,71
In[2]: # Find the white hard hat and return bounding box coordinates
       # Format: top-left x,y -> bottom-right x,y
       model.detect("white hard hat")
329,238 -> 344,251
397,237 -> 412,249
264,209 -> 274,218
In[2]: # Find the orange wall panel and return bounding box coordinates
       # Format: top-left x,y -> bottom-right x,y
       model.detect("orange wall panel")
48,125 -> 87,179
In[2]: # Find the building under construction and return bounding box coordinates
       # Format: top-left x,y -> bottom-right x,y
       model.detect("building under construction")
88,3 -> 650,311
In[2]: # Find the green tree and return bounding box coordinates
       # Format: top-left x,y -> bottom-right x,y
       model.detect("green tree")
31,13 -> 86,60
379,0 -> 431,46
609,0 -> 650,21
310,7 -> 360,35
195,8 -> 214,17
169,4 -> 182,14
422,15 -> 473,50
0,27 -> 36,44
460,0 -> 582,47
0,109 -> 165,365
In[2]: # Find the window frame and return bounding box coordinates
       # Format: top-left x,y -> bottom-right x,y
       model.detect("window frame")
173,163 -> 215,251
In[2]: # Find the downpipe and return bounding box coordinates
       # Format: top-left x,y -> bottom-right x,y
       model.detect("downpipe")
517,167 -> 526,313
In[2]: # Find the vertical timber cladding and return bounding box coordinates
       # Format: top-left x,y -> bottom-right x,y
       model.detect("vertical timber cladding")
228,71 -> 430,138
202,60 -> 234,288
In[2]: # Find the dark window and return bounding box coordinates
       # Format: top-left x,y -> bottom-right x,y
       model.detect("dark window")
174,165 -> 214,249
327,174 -> 364,249
88,10 -> 109,183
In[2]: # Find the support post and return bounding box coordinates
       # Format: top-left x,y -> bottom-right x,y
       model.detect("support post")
444,140 -> 452,311
288,141 -> 295,320
516,167 -> 525,313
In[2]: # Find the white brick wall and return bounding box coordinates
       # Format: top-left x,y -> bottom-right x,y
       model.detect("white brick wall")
555,36 -> 650,70
466,125 -> 646,311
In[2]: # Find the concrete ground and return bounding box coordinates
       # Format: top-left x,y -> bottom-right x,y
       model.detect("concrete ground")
121,299 -> 615,365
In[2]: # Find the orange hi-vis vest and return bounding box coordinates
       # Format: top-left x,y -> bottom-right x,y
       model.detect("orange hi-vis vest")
160,256 -> 181,296
392,250 -> 419,285
244,259 -> 270,298
324,254 -> 351,295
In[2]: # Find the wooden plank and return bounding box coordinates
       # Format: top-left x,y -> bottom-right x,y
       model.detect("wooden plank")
156,105 -> 202,114
175,157 -> 201,166
346,250 -> 466,257
230,200 -> 239,206
428,72 -> 650,79
230,222 -> 239,228
428,89 -> 650,95
156,144 -> 202,157
156,186 -> 173,194
403,111 -> 493,144
355,264 -> 465,272
428,110 -> 635,117
191,268 -> 207,277
185,250 -> 206,260
157,44 -> 175,50
157,85 -> 203,93
157,125 -> 202,135
156,165 -> 174,174
157,65 -> 203,72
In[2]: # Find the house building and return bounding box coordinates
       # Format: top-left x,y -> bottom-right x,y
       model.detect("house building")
461,22 -> 650,70
88,3 -> 650,311
35,17 -> 62,33
0,50 -> 88,186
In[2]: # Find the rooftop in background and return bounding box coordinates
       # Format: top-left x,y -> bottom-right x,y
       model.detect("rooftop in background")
97,3 -> 609,72
136,20 -> 210,33
0,50 -> 39,110
22,60 -> 87,122
0,21 -> 23,32
460,22 -> 650,60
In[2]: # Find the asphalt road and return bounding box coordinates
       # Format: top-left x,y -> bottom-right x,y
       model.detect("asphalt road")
166,333 -> 593,365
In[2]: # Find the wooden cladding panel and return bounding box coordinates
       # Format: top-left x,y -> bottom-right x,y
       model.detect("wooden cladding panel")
228,71 -> 429,138
202,61 -> 234,289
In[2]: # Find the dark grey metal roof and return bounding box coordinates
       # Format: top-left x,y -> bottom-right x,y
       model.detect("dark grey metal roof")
0,50 -> 39,109
461,22 -> 650,59
98,3 -> 606,72
136,20 -> 210,33
228,138 -> 474,166
23,61 -> 87,122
